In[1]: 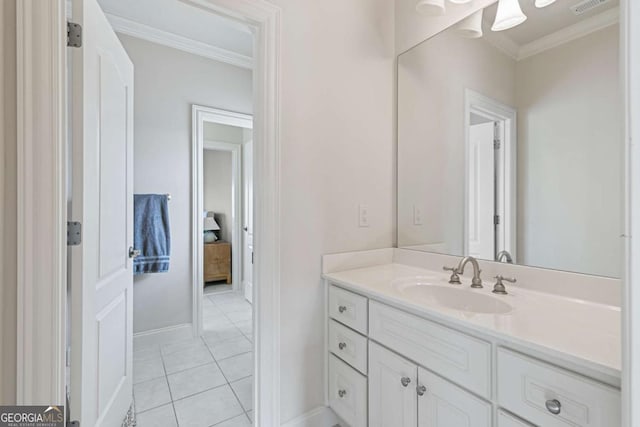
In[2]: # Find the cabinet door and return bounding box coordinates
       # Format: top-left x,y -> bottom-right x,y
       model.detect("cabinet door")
369,342 -> 418,427
418,367 -> 492,427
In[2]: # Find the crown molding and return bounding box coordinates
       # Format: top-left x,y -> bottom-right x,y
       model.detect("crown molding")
483,29 -> 520,60
104,13 -> 253,69
483,7 -> 619,62
517,6 -> 619,60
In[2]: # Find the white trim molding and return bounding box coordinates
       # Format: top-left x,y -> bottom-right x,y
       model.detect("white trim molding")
15,0 -> 67,405
463,89 -> 517,262
485,7 -> 619,61
281,406 -> 341,427
622,0 -> 639,424
133,323 -> 193,350
105,13 -> 253,69
183,1 -> 282,425
192,106 -> 252,339
518,6 -> 619,60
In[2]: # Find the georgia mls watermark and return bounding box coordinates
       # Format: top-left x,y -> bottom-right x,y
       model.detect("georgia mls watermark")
0,406 -> 64,427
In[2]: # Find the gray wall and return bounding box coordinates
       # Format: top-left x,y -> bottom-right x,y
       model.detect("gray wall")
121,34 -> 253,333
1,0 -> 17,405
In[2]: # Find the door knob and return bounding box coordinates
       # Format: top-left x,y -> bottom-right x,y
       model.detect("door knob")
128,247 -> 141,259
400,377 -> 411,387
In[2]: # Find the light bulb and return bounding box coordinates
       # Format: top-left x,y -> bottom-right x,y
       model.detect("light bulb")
491,0 -> 527,32
455,9 -> 484,38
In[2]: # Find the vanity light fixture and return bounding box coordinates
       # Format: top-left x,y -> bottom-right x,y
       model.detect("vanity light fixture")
416,0 -> 446,16
455,9 -> 484,38
491,0 -> 527,31
535,0 -> 557,7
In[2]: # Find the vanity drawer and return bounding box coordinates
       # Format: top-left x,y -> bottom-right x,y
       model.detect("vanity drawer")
329,320 -> 368,374
329,354 -> 367,427
369,300 -> 491,399
497,348 -> 621,427
329,285 -> 368,334
497,410 -> 535,427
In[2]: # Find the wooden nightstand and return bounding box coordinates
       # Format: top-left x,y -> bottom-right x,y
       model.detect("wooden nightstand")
204,241 -> 231,283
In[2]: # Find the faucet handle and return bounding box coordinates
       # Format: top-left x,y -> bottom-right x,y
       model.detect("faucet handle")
443,266 -> 461,285
492,275 -> 516,295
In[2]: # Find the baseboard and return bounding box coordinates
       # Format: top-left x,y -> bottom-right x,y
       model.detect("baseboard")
133,323 -> 193,349
281,406 -> 342,427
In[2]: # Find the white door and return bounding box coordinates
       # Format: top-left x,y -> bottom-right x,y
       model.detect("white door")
467,122 -> 495,260
369,342 -> 418,427
417,367 -> 491,427
242,139 -> 254,303
69,0 -> 134,425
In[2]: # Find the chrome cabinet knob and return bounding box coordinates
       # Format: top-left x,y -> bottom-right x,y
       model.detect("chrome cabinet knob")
545,399 -> 561,415
416,385 -> 427,396
400,377 -> 411,387
338,389 -> 347,398
338,305 -> 347,313
338,342 -> 347,350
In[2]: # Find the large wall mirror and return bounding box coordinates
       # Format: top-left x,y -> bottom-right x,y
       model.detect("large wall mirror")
397,0 -> 622,277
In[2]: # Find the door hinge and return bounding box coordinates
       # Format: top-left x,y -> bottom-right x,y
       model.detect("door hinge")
67,221 -> 82,246
493,139 -> 501,150
67,421 -> 79,427
494,215 -> 500,225
67,22 -> 82,48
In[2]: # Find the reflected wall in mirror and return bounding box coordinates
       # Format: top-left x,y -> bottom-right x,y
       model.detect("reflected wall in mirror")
397,0 -> 622,277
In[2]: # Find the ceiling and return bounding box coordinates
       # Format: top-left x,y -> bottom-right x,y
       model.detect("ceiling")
97,0 -> 253,58
482,0 -> 619,46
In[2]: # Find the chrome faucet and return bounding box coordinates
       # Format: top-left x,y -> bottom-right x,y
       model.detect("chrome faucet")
456,256 -> 483,288
444,256 -> 483,288
496,250 -> 513,264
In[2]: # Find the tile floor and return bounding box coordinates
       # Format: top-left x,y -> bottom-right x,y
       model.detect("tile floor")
133,292 -> 253,427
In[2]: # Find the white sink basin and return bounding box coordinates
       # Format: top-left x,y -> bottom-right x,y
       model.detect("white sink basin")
392,277 -> 512,314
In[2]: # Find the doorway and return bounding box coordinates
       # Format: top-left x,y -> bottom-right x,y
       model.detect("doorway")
193,106 -> 253,335
464,89 -> 517,262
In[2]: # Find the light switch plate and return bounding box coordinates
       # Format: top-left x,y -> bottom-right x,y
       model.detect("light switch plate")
359,204 -> 370,227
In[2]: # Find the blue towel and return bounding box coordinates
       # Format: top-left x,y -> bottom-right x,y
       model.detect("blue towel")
134,194 -> 171,274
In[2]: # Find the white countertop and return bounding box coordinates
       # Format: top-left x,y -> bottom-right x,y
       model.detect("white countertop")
323,263 -> 621,379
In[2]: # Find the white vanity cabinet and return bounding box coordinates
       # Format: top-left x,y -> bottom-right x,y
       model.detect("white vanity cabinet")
368,342 -> 418,427
326,284 -> 621,427
368,341 -> 491,427
418,367 -> 492,427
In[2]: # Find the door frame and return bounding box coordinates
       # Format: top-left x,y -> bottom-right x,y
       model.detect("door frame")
178,3 -> 283,425
192,105 -> 252,336
623,0 -> 640,425
463,89 -> 517,261
15,0 -> 282,425
15,0 -> 67,404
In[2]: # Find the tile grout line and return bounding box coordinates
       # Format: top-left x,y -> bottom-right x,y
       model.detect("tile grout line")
201,335 -> 249,422
132,292 -> 251,424
206,292 -> 254,416
159,344 -> 181,427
